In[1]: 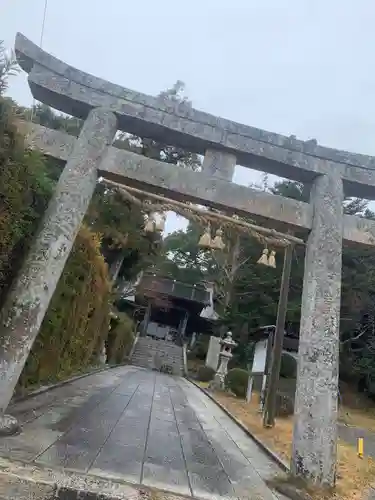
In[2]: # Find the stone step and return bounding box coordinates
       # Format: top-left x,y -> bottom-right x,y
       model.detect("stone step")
131,358 -> 183,372
131,338 -> 184,375
132,355 -> 183,364
136,340 -> 180,345
132,358 -> 182,365
133,348 -> 183,356
135,345 -> 182,354
132,350 -> 182,356
133,348 -> 182,354
132,347 -> 182,355
133,353 -> 182,360
137,347 -> 182,352
132,353 -> 183,359
132,359 -> 183,367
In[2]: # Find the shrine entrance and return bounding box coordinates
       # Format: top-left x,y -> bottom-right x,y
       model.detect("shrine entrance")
3,32 -> 375,486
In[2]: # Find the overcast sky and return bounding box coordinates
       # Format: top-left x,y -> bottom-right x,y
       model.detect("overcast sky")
2,0 -> 375,233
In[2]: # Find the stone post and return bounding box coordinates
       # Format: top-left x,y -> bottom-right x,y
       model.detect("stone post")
291,171 -> 344,486
178,311 -> 189,343
205,336 -> 221,371
202,149 -> 236,181
141,302 -> 152,336
0,108 -> 117,434
190,332 -> 197,349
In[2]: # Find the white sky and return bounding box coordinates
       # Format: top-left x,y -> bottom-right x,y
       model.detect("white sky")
2,0 -> 375,233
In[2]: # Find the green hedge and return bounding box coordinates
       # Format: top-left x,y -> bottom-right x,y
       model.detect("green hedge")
17,226 -> 112,390
197,365 -> 216,382
280,353 -> 297,379
0,97 -> 116,393
225,368 -> 249,398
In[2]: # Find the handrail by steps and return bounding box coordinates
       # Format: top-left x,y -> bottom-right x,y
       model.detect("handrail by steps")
182,342 -> 188,378
128,331 -> 140,361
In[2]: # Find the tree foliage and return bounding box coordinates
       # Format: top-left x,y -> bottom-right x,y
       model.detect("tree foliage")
115,81 -> 201,171
0,98 -> 55,307
0,42 -> 18,96
158,177 -> 375,382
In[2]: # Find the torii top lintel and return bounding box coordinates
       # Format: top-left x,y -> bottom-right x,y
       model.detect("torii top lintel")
15,33 -> 375,200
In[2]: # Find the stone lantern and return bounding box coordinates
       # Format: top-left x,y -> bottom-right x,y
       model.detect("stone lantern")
210,331 -> 237,390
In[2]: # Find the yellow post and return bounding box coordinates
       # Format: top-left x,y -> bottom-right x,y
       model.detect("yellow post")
358,437 -> 364,458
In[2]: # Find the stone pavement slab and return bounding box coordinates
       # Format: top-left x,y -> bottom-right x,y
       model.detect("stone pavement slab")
0,366 -> 287,499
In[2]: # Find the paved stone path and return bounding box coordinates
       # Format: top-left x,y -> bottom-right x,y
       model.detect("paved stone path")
1,366 -> 287,499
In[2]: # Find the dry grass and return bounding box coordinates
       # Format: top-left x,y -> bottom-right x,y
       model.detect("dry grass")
214,392 -> 293,462
212,391 -> 375,500
197,381 -> 210,389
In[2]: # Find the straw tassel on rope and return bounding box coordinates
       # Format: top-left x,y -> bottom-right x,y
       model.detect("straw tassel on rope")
211,228 -> 225,250
268,250 -> 276,268
144,214 -> 156,233
99,178 -> 303,248
198,224 -> 213,249
257,248 -> 269,266
154,213 -> 167,232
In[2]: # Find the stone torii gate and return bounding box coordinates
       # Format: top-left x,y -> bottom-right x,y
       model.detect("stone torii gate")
2,32 -> 375,485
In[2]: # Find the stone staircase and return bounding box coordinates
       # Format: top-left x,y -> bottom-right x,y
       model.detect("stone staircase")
130,337 -> 184,376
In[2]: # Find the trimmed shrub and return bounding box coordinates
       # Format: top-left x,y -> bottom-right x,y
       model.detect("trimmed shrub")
280,353 -> 297,379
197,365 -> 216,382
225,368 -> 250,398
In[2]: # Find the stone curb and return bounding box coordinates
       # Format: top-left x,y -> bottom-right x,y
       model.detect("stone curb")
11,362 -> 129,405
0,457 -> 192,500
189,378 -> 290,473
